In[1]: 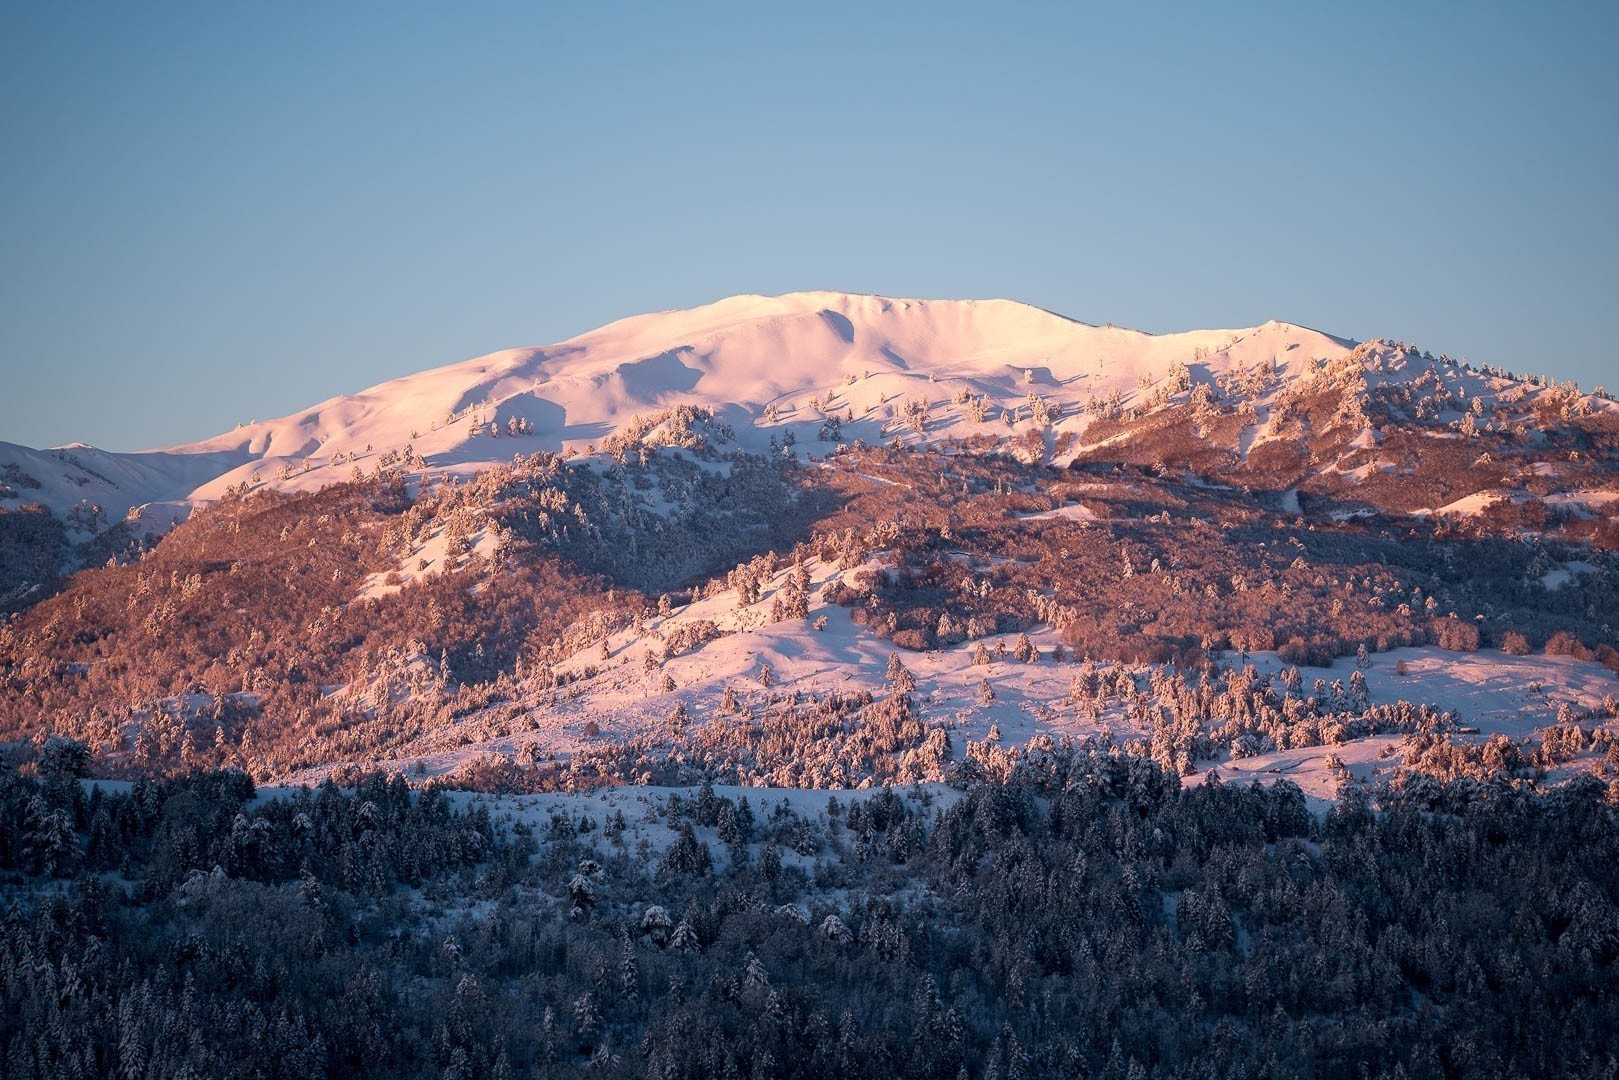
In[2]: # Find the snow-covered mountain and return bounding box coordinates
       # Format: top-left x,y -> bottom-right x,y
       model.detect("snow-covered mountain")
4,289 -> 1612,546
0,292 -> 1352,532
4,289 -> 1619,801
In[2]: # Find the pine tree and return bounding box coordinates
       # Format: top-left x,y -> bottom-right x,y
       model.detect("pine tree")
116,996 -> 145,1080
566,872 -> 595,918
743,951 -> 770,991
619,937 -> 639,1003
696,778 -> 719,826
572,992 -> 600,1042
641,905 -> 673,946
670,919 -> 700,953
659,824 -> 712,883
759,842 -> 781,880
885,653 -> 916,693
24,796 -> 76,877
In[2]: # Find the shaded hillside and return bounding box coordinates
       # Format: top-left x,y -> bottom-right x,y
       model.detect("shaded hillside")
3,760 -> 1619,1078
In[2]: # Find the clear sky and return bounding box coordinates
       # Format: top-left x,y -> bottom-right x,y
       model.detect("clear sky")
2,1 -> 1615,451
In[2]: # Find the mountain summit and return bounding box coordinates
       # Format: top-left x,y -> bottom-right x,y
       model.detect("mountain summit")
1,292 -> 1351,530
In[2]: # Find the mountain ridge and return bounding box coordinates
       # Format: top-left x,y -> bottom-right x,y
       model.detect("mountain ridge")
0,292 -> 1351,528
2,290 -> 1612,571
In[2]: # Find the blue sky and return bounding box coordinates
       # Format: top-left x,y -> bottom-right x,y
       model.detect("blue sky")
2,1 -> 1615,451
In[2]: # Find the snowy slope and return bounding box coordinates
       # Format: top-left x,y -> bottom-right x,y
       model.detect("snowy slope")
285,543 -> 1619,795
0,292 -> 1353,534
6,290 -> 1611,540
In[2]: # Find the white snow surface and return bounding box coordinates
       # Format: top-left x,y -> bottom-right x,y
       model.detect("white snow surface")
2,292 -> 1353,532
8,291 -> 1615,543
